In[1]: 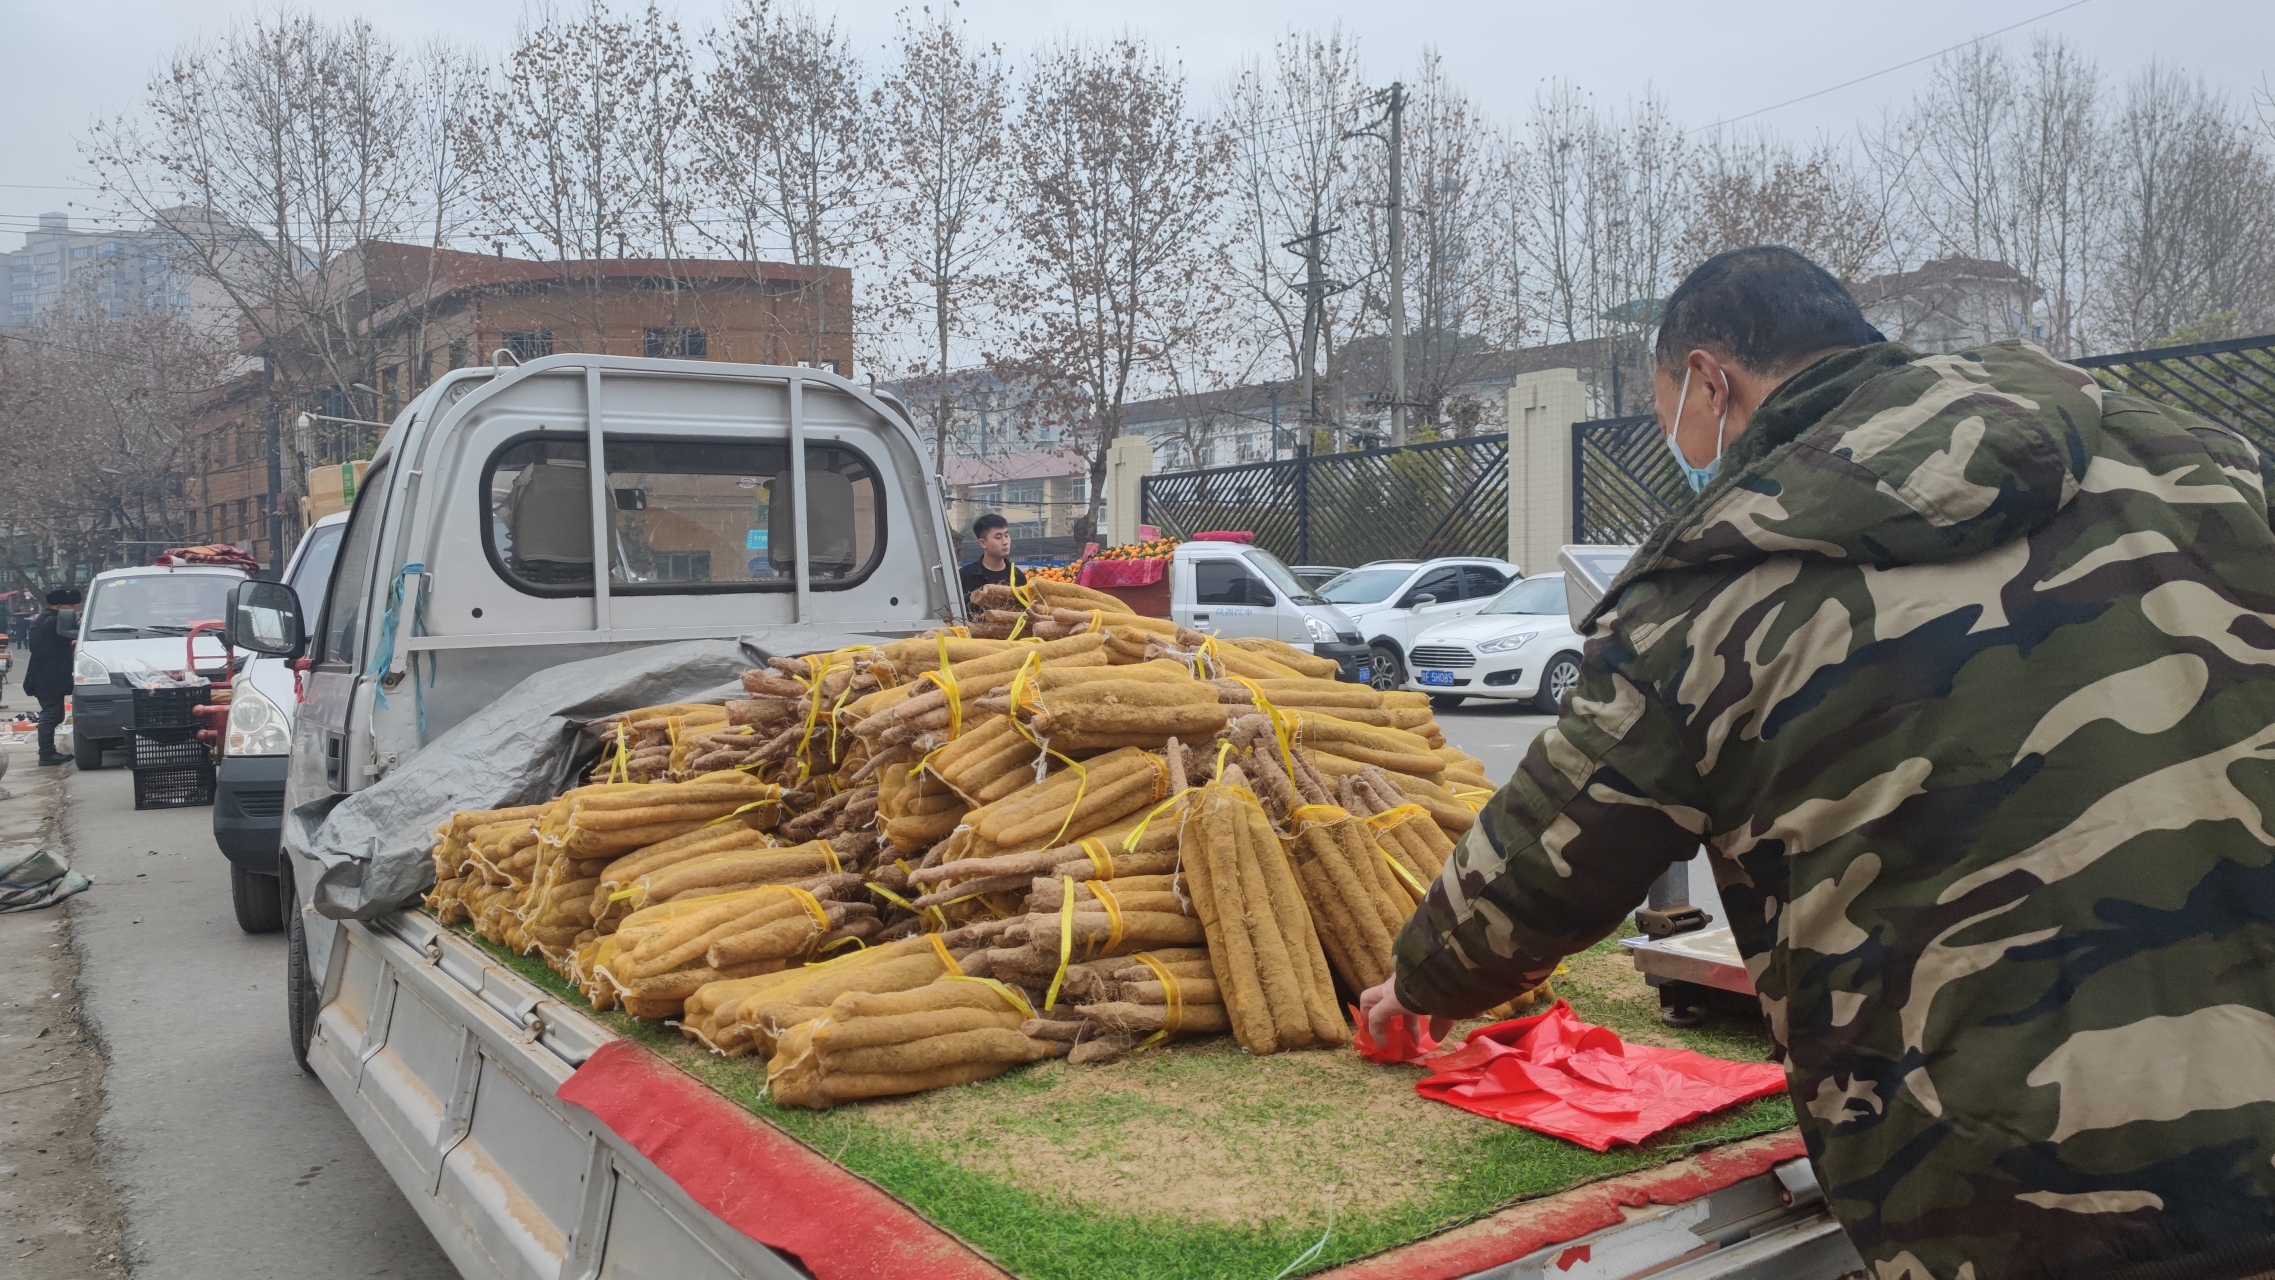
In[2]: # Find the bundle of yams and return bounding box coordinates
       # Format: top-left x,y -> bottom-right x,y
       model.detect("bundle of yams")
425,577 -> 1524,1110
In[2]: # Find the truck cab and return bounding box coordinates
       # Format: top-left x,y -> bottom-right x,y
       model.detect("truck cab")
1163,540 -> 1371,680
69,563 -> 247,769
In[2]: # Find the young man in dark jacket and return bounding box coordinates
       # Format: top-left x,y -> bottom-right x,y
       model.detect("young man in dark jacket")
1364,246 -> 2275,1279
24,588 -> 81,766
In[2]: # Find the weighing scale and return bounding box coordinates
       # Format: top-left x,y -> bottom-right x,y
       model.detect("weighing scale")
1557,545 -> 1756,1026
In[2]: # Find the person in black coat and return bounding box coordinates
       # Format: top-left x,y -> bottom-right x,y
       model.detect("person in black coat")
24,588 -> 81,765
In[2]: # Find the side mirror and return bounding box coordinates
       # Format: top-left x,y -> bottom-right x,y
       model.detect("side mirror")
1407,593 -> 1438,609
54,609 -> 79,638
614,487 -> 649,512
225,581 -> 306,658
1249,583 -> 1275,607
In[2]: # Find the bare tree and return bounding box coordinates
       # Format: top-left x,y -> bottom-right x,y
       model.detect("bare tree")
1002,36 -> 1228,543
1347,53 -> 1530,431
2103,63 -> 2275,345
1219,28 -> 1370,436
698,0 -> 869,369
0,285 -> 226,578
870,6 -> 1014,464
463,1 -> 697,347
1682,131 -> 1889,284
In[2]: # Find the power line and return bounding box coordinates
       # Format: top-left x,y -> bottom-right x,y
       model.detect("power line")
1685,0 -> 2097,135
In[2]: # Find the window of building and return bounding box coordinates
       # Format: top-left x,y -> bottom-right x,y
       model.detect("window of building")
1006,481 -> 1044,507
98,242 -> 120,260
70,246 -> 92,260
504,329 -> 553,361
644,327 -> 708,359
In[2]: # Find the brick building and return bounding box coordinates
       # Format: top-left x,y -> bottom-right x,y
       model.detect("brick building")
183,243 -> 853,567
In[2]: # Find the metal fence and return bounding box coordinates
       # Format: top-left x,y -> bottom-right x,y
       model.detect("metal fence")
2073,334 -> 2275,458
1143,334 -> 2275,562
1140,434 -> 1509,567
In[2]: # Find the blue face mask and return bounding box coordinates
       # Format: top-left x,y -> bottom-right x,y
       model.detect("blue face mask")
1664,365 -> 1731,493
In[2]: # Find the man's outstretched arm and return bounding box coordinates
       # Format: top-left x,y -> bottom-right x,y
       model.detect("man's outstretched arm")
1387,642 -> 1707,1023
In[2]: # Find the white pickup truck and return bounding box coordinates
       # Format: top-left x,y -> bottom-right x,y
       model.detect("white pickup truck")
222,354 -> 1863,1280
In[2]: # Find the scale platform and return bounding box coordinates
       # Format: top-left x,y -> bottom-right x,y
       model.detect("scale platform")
1622,925 -> 1753,995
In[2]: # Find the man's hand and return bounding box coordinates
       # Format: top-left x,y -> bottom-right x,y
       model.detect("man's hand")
1359,976 -> 1452,1045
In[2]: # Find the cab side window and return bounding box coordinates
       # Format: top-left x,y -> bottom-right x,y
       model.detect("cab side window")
316,460 -> 390,667
1402,568 -> 1459,607
1196,561 -> 1272,606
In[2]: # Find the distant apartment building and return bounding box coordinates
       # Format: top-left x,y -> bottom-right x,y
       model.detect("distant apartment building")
3,212 -> 191,327
182,241 -> 855,566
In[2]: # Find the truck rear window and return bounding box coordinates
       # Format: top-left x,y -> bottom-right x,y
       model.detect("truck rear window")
483,434 -> 884,596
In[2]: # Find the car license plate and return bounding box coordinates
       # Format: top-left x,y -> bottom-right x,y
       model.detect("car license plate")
1418,669 -> 1456,687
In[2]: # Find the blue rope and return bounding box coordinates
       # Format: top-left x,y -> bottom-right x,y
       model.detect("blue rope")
367,563 -> 428,739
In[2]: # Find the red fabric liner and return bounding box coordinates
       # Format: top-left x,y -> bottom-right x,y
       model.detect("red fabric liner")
1077,558 -> 1166,588
557,1040 -> 1010,1280
1358,1000 -> 1789,1152
1192,530 -> 1255,543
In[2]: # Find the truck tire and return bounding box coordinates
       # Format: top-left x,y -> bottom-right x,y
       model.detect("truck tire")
285,867 -> 317,1074
1534,652 -> 1583,715
231,862 -> 284,934
73,733 -> 104,770
1368,644 -> 1404,692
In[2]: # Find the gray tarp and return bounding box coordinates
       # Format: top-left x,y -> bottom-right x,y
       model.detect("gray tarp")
293,630 -> 884,921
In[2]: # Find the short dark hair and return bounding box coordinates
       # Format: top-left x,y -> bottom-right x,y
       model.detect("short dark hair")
1656,246 -> 1884,375
45,588 -> 82,607
972,512 -> 1008,537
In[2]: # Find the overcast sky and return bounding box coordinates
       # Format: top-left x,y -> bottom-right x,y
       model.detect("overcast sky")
4,0 -> 2270,247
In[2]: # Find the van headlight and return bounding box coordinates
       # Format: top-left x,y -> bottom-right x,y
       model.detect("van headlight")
1477,630 -> 1543,654
74,650 -> 110,685
1303,614 -> 1337,644
225,681 -> 293,756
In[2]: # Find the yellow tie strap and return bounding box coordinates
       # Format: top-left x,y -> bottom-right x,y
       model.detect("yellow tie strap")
1088,879 -> 1126,959
928,931 -> 963,976
1079,837 -> 1113,881
944,973 -> 1037,1022
1044,874 -> 1078,1009
1363,803 -> 1432,832
1131,950 -> 1183,1050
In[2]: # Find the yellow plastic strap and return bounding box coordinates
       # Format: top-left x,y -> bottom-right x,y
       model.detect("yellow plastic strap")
1089,879 -> 1126,959
1005,612 -> 1027,642
608,725 -> 630,783
1132,950 -> 1182,1050
928,931 -> 963,976
786,885 -> 831,939
1381,849 -> 1428,898
816,934 -> 866,955
1363,803 -> 1432,832
1289,803 -> 1349,835
923,634 -> 965,740
700,794 -> 782,829
1088,608 -> 1104,634
1079,837 -> 1113,880
867,881 -> 948,933
1044,874 -> 1077,1009
1038,755 -> 1089,852
820,841 -> 842,874
1230,676 -> 1298,780
1453,788 -> 1495,812
944,973 -> 1036,1021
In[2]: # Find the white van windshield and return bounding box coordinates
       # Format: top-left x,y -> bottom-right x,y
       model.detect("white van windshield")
1240,548 -> 1323,604
84,573 -> 241,637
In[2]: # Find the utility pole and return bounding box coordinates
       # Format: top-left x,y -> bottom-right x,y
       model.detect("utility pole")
1386,81 -> 1408,447
1283,217 -> 1340,453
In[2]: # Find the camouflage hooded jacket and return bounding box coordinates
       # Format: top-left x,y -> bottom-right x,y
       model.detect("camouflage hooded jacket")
1393,341 -> 2275,1280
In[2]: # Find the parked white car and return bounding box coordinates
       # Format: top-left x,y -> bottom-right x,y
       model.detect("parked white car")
1313,556 -> 1520,691
1403,572 -> 1585,713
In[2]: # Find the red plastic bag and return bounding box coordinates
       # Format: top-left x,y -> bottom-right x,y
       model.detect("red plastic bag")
1350,1003 -> 1441,1065
1383,1000 -> 1788,1151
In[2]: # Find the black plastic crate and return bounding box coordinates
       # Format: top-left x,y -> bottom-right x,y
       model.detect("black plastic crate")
130,685 -> 212,730
133,761 -> 216,810
129,727 -> 210,769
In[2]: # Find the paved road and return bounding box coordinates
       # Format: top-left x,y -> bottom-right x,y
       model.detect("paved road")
61,763 -> 459,1280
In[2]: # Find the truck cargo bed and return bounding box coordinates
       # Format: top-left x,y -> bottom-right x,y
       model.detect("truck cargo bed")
311,908 -> 1863,1280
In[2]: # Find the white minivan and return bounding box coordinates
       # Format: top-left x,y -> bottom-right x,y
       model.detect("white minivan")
1162,540 -> 1372,680
68,563 -> 248,768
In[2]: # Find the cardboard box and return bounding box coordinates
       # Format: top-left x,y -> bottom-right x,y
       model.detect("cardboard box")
305,460 -> 371,522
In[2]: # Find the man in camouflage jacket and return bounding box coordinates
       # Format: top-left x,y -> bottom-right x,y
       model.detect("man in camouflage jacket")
1369,247 -> 2275,1279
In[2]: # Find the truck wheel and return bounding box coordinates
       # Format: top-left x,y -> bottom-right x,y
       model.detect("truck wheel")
1428,694 -> 1465,711
73,733 -> 104,770
1534,652 -> 1582,714
231,863 -> 284,934
285,871 -> 317,1075
1368,645 -> 1404,692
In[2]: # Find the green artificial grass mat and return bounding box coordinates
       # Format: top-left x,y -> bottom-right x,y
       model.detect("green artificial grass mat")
465,923 -> 1793,1280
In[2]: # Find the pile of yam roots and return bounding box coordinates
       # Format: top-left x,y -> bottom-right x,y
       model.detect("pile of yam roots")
425,578 -> 1538,1110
